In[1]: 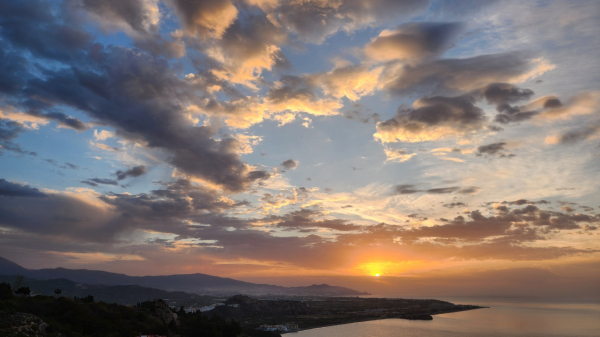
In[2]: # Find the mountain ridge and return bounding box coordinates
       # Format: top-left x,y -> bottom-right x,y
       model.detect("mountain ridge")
0,256 -> 369,296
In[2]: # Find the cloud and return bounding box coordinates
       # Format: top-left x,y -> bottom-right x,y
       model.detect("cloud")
0,119 -> 36,156
312,63 -> 382,101
546,124 -> 600,145
204,13 -> 288,87
81,178 -> 119,186
380,52 -> 554,96
364,22 -> 463,63
67,0 -> 161,36
267,0 -> 429,44
383,148 -> 417,163
374,95 -> 486,143
115,165 -> 147,180
0,179 -> 46,197
476,142 -> 515,158
94,130 -> 115,141
534,92 -> 600,121
280,159 -> 298,170
170,0 -> 238,39
6,42 -> 268,191
393,184 -> 479,195
264,75 -> 342,118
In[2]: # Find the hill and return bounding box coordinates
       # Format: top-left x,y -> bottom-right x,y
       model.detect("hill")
0,257 -> 369,297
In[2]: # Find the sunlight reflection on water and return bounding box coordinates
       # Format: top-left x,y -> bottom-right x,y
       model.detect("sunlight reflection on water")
290,298 -> 600,337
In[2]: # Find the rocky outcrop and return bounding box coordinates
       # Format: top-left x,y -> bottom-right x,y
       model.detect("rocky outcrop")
0,312 -> 48,336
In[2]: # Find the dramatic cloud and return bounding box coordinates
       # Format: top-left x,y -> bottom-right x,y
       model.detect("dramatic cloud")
374,95 -> 486,143
0,179 -> 46,197
115,165 -> 147,180
365,22 -> 463,63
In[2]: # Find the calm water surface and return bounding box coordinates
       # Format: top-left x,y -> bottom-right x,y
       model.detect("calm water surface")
289,298 -> 600,337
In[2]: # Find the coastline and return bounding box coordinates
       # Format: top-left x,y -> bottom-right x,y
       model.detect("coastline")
281,306 -> 488,334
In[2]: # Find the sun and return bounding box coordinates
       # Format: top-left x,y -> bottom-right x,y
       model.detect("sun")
375,274 -> 380,277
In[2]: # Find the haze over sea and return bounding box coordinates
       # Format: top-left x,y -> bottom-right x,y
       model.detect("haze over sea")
292,298 -> 600,337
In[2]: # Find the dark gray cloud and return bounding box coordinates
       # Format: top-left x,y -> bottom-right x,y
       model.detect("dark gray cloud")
375,95 -> 486,142
0,179 -> 46,197
551,124 -> 600,145
482,83 -> 534,107
0,119 -> 36,156
393,184 -> 420,194
280,159 -> 298,170
365,22 -> 463,62
0,0 -> 93,63
115,165 -> 147,180
444,202 -> 466,208
480,83 -> 538,124
476,142 -> 515,158
426,187 -> 460,194
393,184 -> 479,195
62,162 -> 79,169
0,1 -> 270,192
81,178 -> 119,186
382,52 -> 547,97
67,0 -> 158,34
271,0 -> 430,44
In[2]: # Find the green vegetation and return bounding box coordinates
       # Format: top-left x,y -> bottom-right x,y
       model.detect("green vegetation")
0,282 -> 242,337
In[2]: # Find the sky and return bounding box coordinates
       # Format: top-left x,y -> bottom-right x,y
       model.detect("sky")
0,0 -> 599,297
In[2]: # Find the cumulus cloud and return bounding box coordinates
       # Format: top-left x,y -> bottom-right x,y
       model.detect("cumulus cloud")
312,63 -> 382,101
264,75 -> 341,118
204,13 -> 288,87
365,22 -> 463,63
374,95 -> 486,143
2,38 -> 269,191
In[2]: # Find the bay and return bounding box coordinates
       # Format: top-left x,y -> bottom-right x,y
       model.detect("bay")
289,298 -> 600,337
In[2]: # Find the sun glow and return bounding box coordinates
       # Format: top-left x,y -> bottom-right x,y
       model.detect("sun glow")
375,274 -> 380,277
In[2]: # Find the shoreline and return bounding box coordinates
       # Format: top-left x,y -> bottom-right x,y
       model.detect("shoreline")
281,306 -> 488,334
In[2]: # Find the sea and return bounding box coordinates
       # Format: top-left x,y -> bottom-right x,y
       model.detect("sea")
289,297 -> 600,337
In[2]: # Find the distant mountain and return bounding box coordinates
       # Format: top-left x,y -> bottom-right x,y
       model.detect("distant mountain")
0,274 -> 213,307
0,256 -> 28,276
0,257 -> 369,297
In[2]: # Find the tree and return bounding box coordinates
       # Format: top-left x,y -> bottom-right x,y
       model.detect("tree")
0,282 -> 13,300
12,275 -> 24,290
54,288 -> 62,295
15,286 -> 31,296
